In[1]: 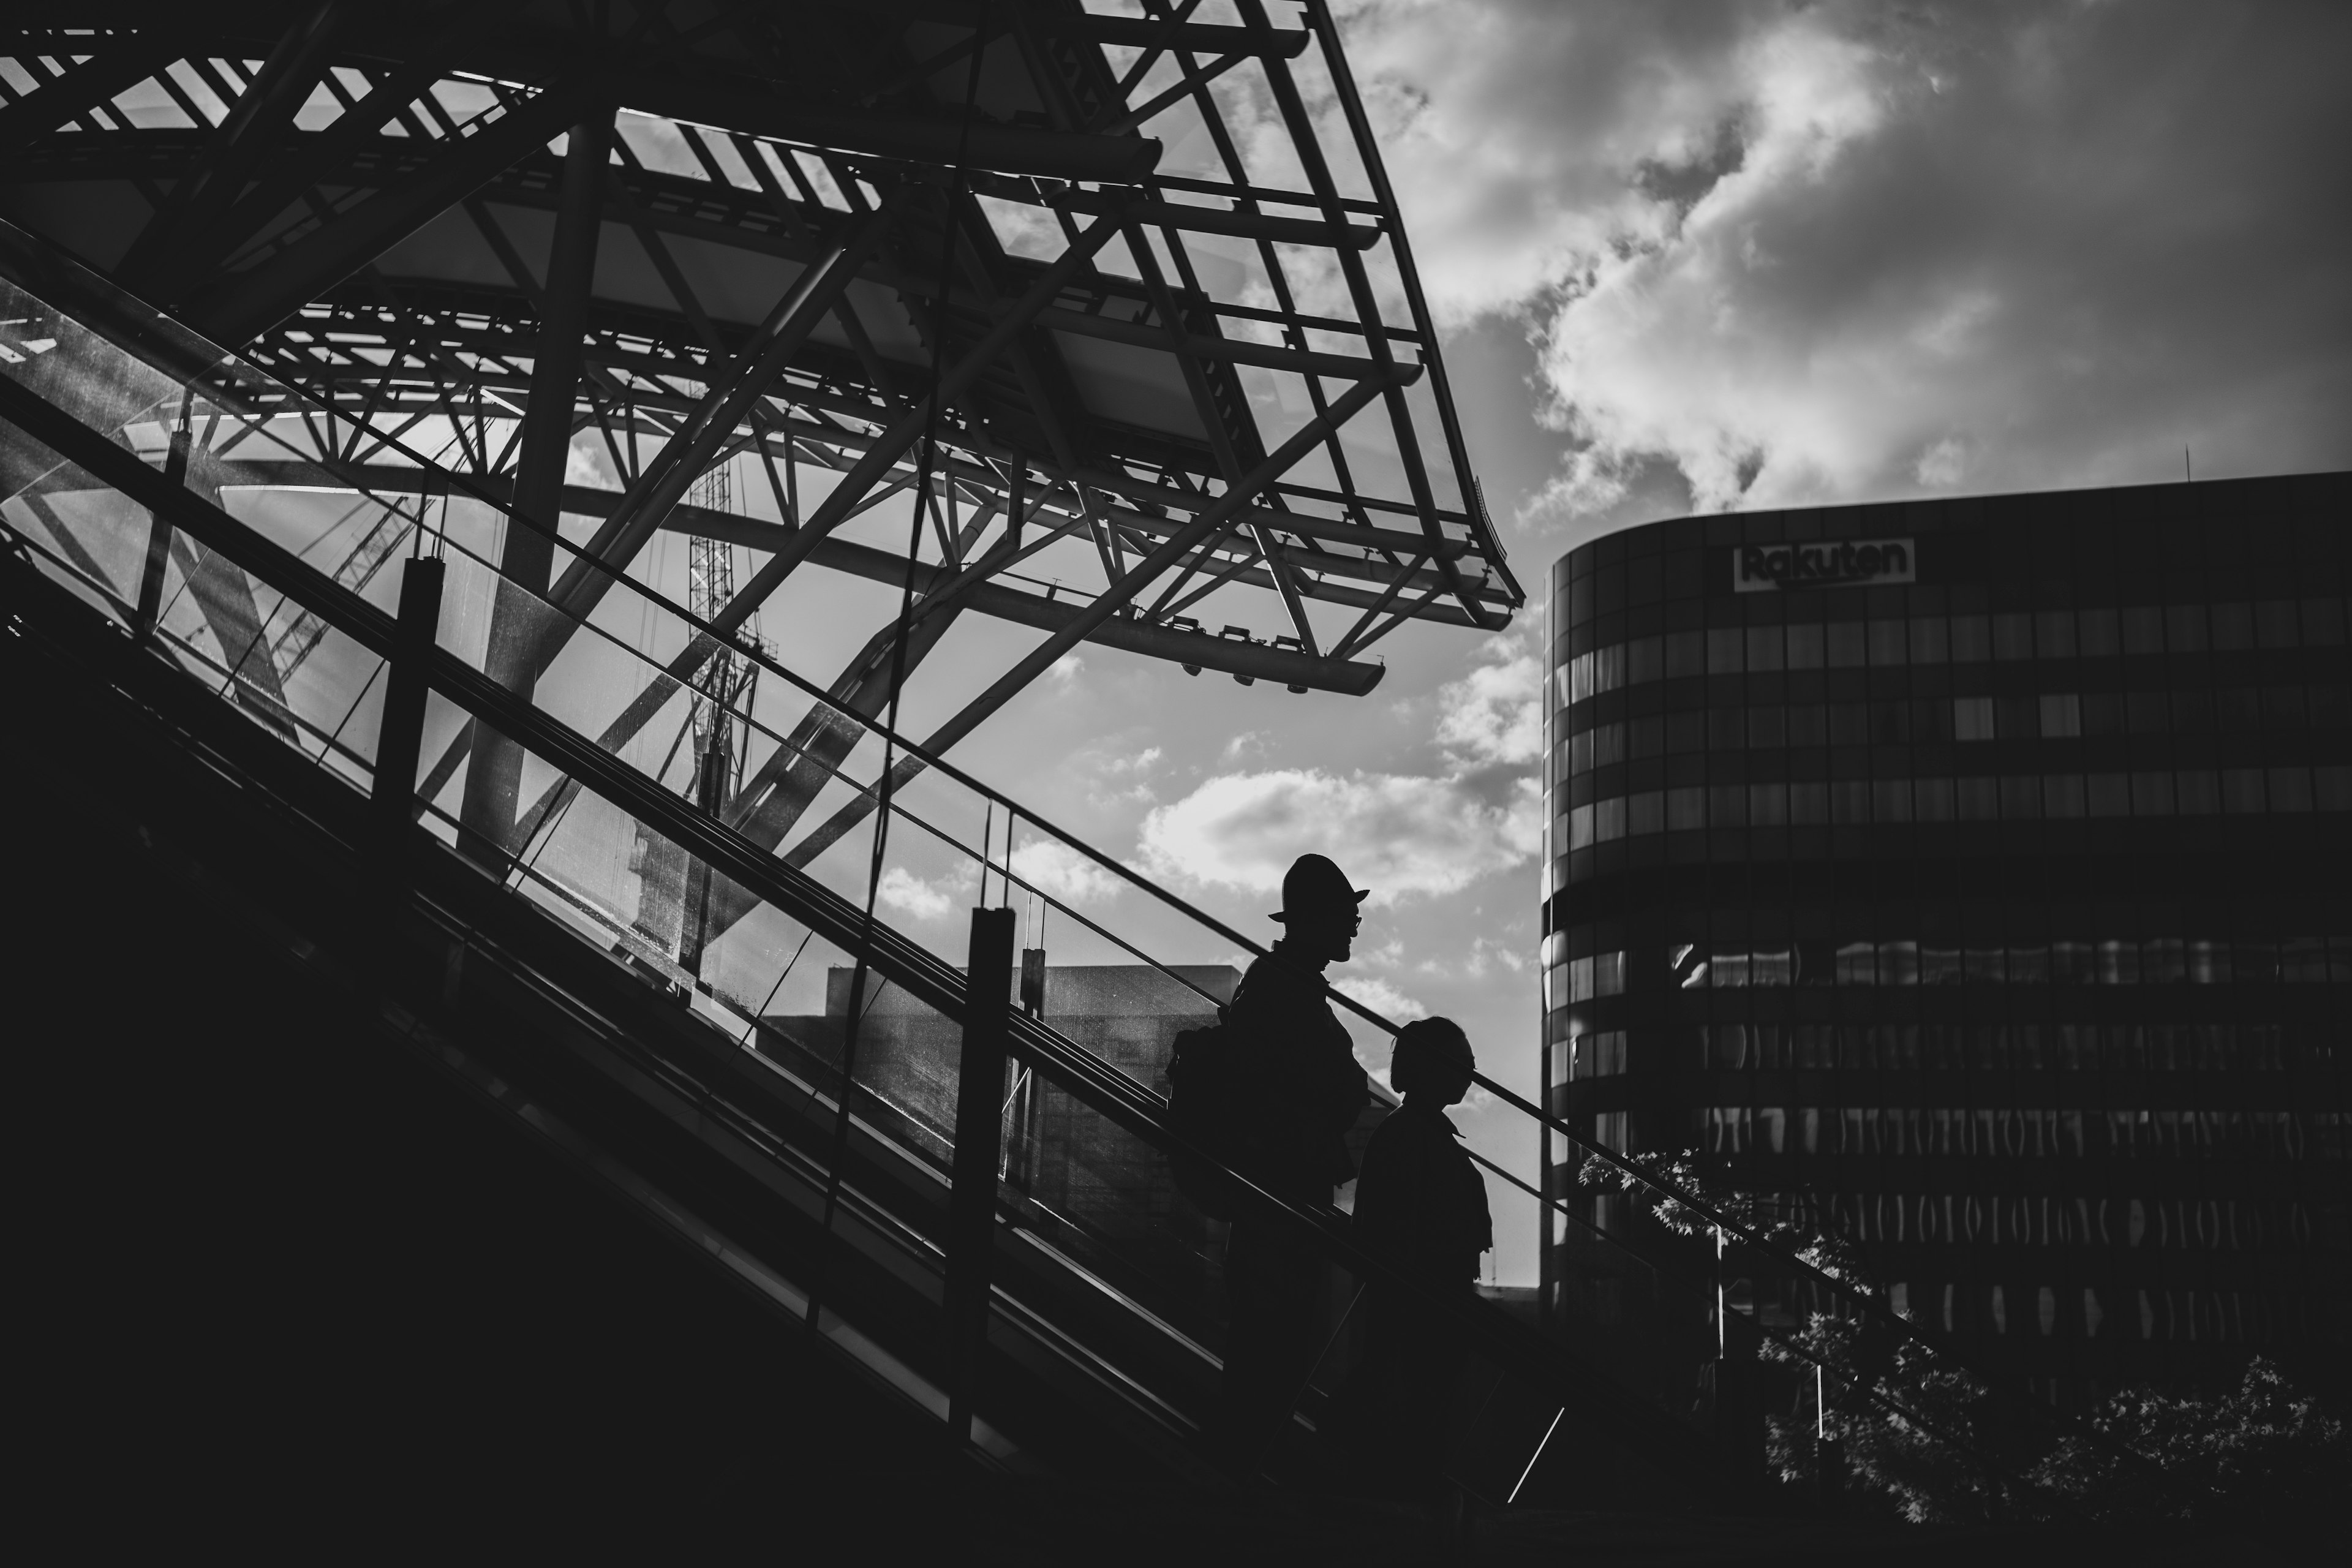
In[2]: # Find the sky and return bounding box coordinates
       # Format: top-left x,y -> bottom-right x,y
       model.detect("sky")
903,0 -> 2352,1283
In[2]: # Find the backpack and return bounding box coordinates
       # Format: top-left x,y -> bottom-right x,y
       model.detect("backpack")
1162,1014 -> 1253,1220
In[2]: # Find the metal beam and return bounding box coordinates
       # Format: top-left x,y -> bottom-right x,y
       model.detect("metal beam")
1094,52 -> 1246,139
927,366 -> 1411,747
1304,0 -> 1526,611
690,210 -> 1126,625
403,205 -> 900,823
1233,0 -> 1490,628
1031,304 -> 1384,382
173,6 -> 529,287
776,527 -> 1385,694
616,74 -> 1162,186
715,600 -> 970,858
545,202 -> 900,620
202,441 -> 1491,608
117,1 -> 352,291
1047,13 -> 1310,58
1123,221 -> 1319,653
186,459 -> 1390,688
186,70 -> 599,346
0,45 -> 166,159
1056,192 -> 1381,251
777,368 -> 1411,871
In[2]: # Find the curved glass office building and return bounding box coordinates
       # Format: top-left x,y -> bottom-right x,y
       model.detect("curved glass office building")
1539,472 -> 2350,1398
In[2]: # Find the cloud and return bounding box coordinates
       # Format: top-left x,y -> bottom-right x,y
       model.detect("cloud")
1047,653 -> 1084,684
1317,0 -> 2352,516
1333,975 -> 1427,1024
1136,767 -> 1540,904
1087,744 -> 1163,805
1421,933 -> 1532,981
1008,840 -> 1123,907
1433,633 -> 1542,766
876,867 -> 952,922
564,437 -> 618,491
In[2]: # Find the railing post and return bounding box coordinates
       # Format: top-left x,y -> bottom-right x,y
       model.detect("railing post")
946,904 -> 1015,1444
1815,1363 -> 1844,1510
372,555 -> 444,865
131,423 -> 190,646
1712,1228 -> 1765,1496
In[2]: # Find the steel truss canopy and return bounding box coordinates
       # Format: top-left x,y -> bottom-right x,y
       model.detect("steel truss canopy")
1,0 -> 1520,737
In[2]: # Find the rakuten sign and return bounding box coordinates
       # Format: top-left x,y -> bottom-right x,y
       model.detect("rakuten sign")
1735,538 -> 1917,594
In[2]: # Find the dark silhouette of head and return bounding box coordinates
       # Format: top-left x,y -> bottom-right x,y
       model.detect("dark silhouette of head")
1268,853 -> 1367,963
1391,1017 -> 1475,1107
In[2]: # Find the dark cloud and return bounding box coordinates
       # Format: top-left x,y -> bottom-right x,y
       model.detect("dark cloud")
1324,0 -> 2352,527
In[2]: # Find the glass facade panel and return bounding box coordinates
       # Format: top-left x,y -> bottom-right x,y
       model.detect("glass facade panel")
1539,473 -> 2352,1393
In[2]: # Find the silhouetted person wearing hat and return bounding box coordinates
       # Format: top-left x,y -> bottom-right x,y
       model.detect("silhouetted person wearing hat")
1352,1017 -> 1491,1523
1215,853 -> 1371,1465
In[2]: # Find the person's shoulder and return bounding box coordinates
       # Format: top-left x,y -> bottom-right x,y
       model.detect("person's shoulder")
1369,1102 -> 1440,1153
1358,1107 -> 1413,1175
1235,950 -> 1316,1008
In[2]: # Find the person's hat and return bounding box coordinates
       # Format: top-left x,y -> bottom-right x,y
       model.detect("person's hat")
1268,853 -> 1368,922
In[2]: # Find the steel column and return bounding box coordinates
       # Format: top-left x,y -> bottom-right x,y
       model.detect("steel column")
131,421 -> 190,646
946,904 -> 1016,1446
373,554 -> 445,861
459,108 -> 612,863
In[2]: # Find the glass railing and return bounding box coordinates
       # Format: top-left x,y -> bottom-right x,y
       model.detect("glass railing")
1,226 -> 2019,1502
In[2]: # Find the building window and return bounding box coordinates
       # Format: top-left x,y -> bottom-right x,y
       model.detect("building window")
1569,1031 -> 1628,1080
1563,951 -> 1627,1002
1708,627 -> 1743,674
1954,696 -> 1994,740
1596,1111 -> 1629,1153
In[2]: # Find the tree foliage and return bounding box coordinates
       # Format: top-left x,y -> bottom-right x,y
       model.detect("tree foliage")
1578,1151 -> 2349,1525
